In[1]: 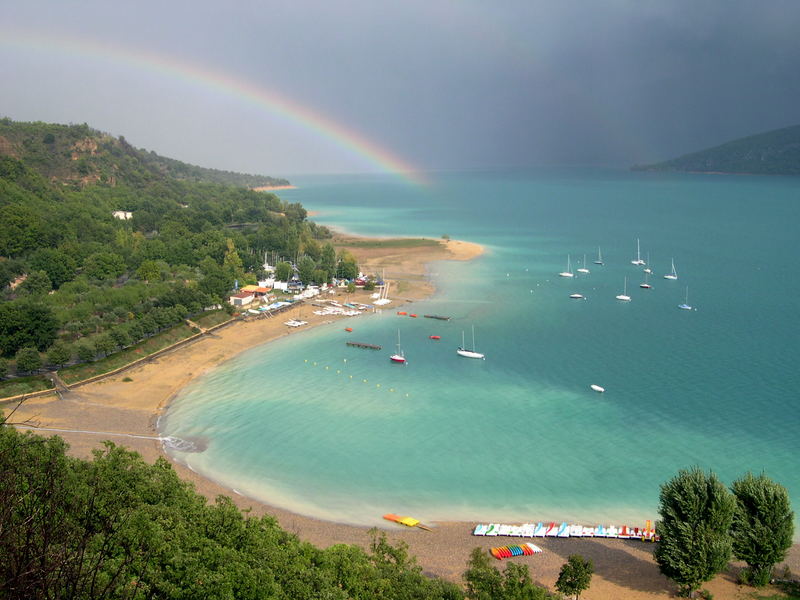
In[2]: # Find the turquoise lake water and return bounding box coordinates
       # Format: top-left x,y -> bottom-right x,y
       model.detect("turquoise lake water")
160,168 -> 800,529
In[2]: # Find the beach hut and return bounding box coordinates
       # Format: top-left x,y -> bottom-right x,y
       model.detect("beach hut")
229,292 -> 254,307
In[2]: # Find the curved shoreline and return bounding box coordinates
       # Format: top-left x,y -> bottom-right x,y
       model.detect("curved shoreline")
9,235 -> 799,597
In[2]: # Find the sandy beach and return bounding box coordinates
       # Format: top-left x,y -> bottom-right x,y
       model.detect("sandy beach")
251,184 -> 298,191
6,235 -> 797,599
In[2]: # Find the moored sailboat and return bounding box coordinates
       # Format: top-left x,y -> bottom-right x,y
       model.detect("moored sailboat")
664,258 -> 678,280
631,238 -> 646,266
616,276 -> 631,301
457,325 -> 485,359
390,330 -> 406,363
594,246 -> 604,265
558,255 -> 574,278
577,254 -> 590,274
678,286 -> 692,310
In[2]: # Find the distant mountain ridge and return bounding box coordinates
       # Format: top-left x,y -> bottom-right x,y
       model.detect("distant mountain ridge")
0,117 -> 290,188
632,124 -> 800,175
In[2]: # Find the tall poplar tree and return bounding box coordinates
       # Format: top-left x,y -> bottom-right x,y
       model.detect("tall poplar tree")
654,467 -> 736,597
730,472 -> 794,586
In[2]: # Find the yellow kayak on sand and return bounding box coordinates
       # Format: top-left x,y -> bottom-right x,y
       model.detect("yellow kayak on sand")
383,514 -> 432,531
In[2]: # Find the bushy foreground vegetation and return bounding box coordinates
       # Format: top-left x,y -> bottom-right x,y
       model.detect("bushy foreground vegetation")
0,420 -> 566,600
0,119 -> 360,381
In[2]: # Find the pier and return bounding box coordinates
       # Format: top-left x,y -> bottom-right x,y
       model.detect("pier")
346,341 -> 382,350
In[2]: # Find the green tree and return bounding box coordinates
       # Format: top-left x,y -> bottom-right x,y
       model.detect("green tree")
320,242 -> 336,278
337,251 -> 358,280
109,327 -> 131,350
555,554 -> 594,599
46,340 -> 72,368
275,261 -> 293,282
75,339 -> 96,363
297,256 -> 316,285
0,358 -> 8,380
93,333 -> 116,358
730,472 -> 794,586
15,346 -> 42,374
222,238 -> 245,283
83,252 -> 126,280
463,547 -> 546,600
28,248 -> 77,288
0,302 -> 59,356
654,467 -> 736,597
135,259 -> 162,281
17,270 -> 52,295
0,204 -> 43,256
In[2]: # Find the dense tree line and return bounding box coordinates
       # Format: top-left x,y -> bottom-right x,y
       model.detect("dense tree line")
0,421 -> 568,600
0,118 -> 352,371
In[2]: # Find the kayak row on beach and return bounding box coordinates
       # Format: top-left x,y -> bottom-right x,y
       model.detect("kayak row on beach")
489,543 -> 543,560
473,520 -> 659,541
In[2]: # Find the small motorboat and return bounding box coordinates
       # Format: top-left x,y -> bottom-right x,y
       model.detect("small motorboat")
429,335 -> 441,340
409,313 -> 418,318
397,311 -> 407,315
569,293 -> 585,299
345,327 -> 353,332
590,384 -> 605,393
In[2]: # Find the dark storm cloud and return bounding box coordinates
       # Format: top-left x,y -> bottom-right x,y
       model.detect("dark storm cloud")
2,0 -> 799,174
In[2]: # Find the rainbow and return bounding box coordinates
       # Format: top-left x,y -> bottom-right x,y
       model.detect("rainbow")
0,30 -> 428,185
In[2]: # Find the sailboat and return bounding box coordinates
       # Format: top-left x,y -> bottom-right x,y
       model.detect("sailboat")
457,325 -> 485,359
678,286 -> 692,310
577,254 -> 590,274
639,271 -> 652,289
390,330 -> 406,363
631,238 -> 646,266
663,258 -> 678,280
558,255 -> 574,277
643,253 -> 652,274
616,276 -> 631,301
593,246 -> 604,265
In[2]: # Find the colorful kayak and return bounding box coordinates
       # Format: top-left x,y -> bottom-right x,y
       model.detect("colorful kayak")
429,335 -> 441,340
383,513 -> 432,531
489,543 -> 542,560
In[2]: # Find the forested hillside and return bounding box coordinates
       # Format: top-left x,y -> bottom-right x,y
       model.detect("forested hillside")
632,124 -> 800,175
0,118 -> 290,188
0,118 -> 353,380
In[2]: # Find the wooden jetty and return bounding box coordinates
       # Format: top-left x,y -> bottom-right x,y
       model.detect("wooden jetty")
423,314 -> 451,321
346,341 -> 382,350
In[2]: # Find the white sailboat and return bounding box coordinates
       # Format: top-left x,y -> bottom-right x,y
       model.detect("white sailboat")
678,286 -> 692,310
643,253 -> 652,274
631,238 -> 646,266
569,293 -> 585,299
639,271 -> 652,289
457,325 -> 485,359
663,258 -> 678,280
593,246 -> 604,265
390,330 -> 406,363
616,276 -> 631,301
558,254 -> 574,278
577,254 -> 590,274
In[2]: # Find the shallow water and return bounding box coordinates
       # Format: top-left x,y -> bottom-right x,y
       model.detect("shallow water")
161,168 -> 800,528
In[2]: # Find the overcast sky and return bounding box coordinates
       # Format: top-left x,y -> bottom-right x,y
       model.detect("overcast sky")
2,1 -> 800,178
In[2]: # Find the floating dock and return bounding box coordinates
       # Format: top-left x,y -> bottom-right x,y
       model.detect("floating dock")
346,341 -> 382,350
424,314 -> 451,321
